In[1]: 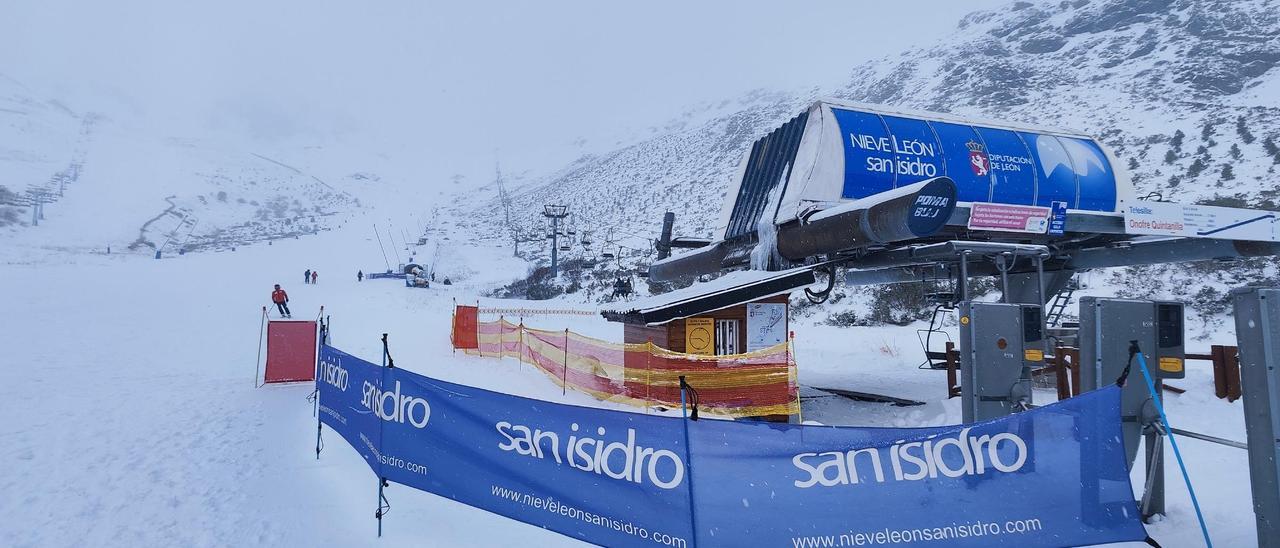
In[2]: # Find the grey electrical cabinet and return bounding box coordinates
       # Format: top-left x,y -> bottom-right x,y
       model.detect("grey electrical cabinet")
959,301 -> 1043,423
1232,287 -> 1280,547
1079,298 -> 1185,464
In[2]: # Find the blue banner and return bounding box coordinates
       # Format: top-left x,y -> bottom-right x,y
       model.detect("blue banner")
1060,136 -> 1116,211
1021,132 -> 1077,208
830,107 -> 1118,213
378,368 -> 694,548
930,121 -> 992,203
834,109 -> 897,199
317,345 -> 385,474
316,344 -> 1146,547
686,386 -> 1145,547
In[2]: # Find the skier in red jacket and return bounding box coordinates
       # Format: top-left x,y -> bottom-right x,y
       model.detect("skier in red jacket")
272,284 -> 291,318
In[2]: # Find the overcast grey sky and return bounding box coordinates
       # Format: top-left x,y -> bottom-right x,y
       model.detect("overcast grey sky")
1,0 -> 1011,183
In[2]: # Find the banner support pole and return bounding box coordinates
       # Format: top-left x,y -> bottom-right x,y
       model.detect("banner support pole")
376,478 -> 388,537
313,310 -> 326,459
477,308 -> 484,358
376,333 -> 393,538
310,306 -> 325,417
255,306 -> 267,388
791,336 -> 802,424
563,329 -> 570,396
646,340 -> 653,414
679,376 -> 700,548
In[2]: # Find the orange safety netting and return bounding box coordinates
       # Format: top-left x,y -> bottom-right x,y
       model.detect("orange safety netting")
457,314 -> 799,418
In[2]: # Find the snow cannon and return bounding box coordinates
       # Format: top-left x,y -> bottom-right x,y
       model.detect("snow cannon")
650,98 -> 1131,283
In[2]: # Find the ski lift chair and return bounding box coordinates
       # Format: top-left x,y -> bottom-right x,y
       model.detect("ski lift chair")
917,303 -> 957,370
916,275 -> 959,370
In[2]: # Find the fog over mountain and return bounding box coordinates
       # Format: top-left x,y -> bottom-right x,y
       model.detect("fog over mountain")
0,1 -> 999,187
5,0 -> 1277,319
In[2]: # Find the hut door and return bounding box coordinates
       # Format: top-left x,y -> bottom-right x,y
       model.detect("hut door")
715,319 -> 739,355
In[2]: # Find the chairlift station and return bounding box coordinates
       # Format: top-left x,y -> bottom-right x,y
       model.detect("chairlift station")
601,98 -> 1280,540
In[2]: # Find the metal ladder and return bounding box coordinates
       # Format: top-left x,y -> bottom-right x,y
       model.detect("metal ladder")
1045,277 -> 1080,327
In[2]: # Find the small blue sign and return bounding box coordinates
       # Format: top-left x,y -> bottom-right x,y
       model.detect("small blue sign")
1049,200 -> 1069,236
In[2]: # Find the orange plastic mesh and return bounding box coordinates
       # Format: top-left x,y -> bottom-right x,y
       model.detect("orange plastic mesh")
458,309 -> 799,418
451,305 -> 479,350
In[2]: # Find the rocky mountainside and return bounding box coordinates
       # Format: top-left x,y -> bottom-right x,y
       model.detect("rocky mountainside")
456,0 -> 1280,275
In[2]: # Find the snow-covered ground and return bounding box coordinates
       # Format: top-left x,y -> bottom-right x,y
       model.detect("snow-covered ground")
0,203 -> 1260,546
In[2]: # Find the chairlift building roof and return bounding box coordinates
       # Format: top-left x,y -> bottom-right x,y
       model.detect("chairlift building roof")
600,267 -> 816,326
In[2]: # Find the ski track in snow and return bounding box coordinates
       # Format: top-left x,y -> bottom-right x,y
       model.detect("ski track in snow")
0,212 -> 624,547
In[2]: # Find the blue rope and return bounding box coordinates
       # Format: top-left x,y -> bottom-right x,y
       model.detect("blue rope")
679,377 -> 701,548
1133,350 -> 1212,547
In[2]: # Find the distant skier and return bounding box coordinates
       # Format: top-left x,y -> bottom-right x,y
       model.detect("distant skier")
272,284 -> 291,318
305,269 -> 311,284
311,271 -> 318,284
357,270 -> 364,282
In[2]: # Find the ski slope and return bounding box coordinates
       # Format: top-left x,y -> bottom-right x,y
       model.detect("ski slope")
0,209 -> 1262,547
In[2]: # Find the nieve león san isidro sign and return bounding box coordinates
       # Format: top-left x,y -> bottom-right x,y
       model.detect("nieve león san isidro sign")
829,106 -> 1118,212
849,133 -> 941,178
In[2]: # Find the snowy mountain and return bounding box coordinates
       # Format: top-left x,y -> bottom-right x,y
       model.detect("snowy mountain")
0,74 -> 87,227
453,0 -> 1280,284
0,74 -> 359,255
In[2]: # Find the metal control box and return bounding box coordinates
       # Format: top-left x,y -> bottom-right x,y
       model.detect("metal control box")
959,302 -> 1043,423
1079,298 -> 1185,464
